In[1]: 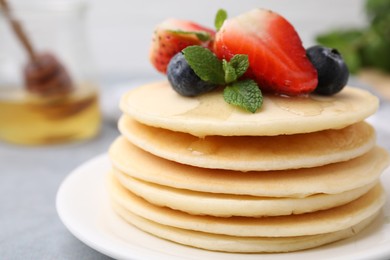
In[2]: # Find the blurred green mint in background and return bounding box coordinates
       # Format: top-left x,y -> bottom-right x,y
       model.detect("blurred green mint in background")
316,0 -> 390,74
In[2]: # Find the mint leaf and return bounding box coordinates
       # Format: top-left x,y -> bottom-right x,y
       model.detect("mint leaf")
223,80 -> 263,113
168,30 -> 211,41
221,55 -> 249,83
222,59 -> 237,83
183,46 -> 225,85
182,46 -> 263,113
229,54 -> 249,79
215,9 -> 228,31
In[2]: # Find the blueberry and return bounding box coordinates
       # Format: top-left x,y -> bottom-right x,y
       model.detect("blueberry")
306,45 -> 349,95
167,52 -> 217,96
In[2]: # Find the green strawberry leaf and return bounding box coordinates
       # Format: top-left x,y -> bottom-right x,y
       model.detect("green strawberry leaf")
168,30 -> 211,41
223,79 -> 263,113
215,9 -> 228,31
182,46 -> 225,85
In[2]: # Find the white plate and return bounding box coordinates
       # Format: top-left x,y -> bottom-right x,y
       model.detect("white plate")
56,154 -> 390,260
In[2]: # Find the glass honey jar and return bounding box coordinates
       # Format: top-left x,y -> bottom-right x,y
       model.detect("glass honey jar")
0,0 -> 101,145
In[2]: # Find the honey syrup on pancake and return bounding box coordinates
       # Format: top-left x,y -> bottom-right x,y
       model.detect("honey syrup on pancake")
179,90 -> 235,120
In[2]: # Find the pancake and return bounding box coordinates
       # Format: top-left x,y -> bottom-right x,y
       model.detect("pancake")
118,115 -> 376,171
110,80 -> 386,253
113,169 -> 377,217
120,81 -> 379,137
109,137 -> 389,197
111,200 -> 380,253
108,172 -> 385,237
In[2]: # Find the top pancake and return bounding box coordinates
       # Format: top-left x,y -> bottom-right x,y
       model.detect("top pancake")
120,81 -> 379,137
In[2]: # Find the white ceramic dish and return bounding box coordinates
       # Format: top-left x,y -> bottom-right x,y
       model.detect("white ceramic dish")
56,153 -> 390,260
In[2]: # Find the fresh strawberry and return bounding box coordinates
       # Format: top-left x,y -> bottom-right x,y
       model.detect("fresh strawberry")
150,19 -> 215,73
214,9 -> 318,96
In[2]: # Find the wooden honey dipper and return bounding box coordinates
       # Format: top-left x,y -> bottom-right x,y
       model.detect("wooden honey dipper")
0,0 -> 73,96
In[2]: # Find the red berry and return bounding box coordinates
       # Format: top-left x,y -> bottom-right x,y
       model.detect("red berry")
149,19 -> 215,74
214,9 -> 318,96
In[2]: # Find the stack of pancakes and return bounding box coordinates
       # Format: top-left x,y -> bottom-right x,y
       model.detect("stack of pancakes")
107,81 -> 389,253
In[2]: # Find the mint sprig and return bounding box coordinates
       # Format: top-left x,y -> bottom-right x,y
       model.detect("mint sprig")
182,45 -> 263,113
223,54 -> 249,83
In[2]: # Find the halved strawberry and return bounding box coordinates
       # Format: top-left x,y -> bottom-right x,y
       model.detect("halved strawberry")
150,19 -> 215,73
214,9 -> 318,96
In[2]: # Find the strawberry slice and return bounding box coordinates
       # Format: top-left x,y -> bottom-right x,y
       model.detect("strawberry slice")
150,19 -> 215,74
214,9 -> 318,96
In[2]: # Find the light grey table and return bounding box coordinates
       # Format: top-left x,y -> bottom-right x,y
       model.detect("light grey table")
0,79 -> 389,260
0,119 -> 117,260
